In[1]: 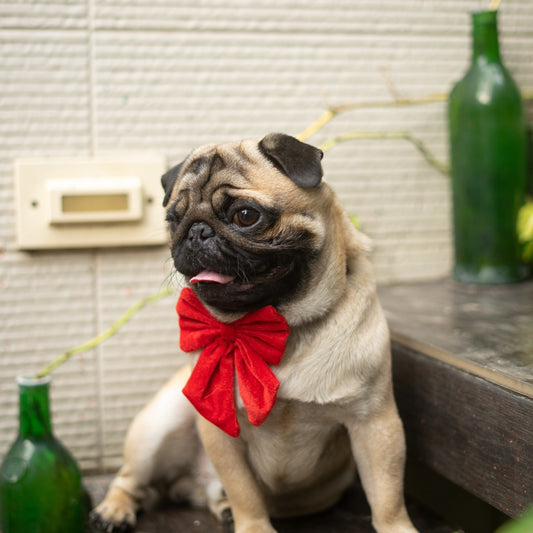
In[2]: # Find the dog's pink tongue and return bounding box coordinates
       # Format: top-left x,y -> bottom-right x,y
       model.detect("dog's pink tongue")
190,270 -> 236,284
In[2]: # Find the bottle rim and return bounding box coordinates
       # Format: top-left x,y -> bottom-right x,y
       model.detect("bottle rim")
17,375 -> 51,387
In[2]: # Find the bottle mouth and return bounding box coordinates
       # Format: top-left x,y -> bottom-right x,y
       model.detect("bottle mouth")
17,375 -> 51,387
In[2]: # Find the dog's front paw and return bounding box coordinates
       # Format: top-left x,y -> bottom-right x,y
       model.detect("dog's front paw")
89,489 -> 137,533
236,520 -> 277,533
373,517 -> 419,533
90,507 -> 134,533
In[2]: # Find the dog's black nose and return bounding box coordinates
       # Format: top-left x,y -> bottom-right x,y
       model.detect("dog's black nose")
187,221 -> 215,242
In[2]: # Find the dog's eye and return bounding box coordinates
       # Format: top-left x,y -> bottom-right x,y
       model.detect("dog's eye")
233,208 -> 260,227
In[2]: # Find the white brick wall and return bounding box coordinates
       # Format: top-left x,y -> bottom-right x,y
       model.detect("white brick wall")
1,0 -> 532,471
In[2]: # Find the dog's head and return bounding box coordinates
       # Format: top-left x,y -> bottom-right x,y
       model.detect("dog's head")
161,133 -> 338,314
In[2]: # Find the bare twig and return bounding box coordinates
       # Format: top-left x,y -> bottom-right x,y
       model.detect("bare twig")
296,109 -> 339,142
319,131 -> 450,175
331,92 -> 449,115
297,86 -> 532,173
380,66 -> 403,101
296,92 -> 447,142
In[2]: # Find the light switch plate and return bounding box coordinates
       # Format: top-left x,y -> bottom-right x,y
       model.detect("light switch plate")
15,156 -> 168,250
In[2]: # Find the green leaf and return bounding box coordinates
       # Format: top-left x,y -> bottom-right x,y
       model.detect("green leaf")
517,200 -> 533,262
495,507 -> 533,533
349,214 -> 361,229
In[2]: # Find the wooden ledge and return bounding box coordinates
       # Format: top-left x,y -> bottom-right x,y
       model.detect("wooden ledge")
379,278 -> 533,517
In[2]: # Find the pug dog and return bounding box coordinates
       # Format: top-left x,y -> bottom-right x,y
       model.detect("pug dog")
91,133 -> 418,533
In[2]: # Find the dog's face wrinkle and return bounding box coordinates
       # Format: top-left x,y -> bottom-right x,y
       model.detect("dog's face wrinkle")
167,190 -> 291,257
186,152 -> 219,186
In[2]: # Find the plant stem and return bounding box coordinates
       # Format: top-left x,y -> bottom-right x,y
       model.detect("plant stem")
35,287 -> 174,379
297,93 -> 447,142
297,109 -> 338,142
319,131 -> 450,175
332,93 -> 448,115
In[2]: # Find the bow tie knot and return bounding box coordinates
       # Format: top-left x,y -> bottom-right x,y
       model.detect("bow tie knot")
220,323 -> 237,342
177,288 -> 290,437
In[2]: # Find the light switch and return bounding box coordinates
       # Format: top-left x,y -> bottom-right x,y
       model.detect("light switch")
15,156 -> 168,249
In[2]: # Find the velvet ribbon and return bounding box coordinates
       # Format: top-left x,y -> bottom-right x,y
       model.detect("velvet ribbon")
177,287 -> 290,437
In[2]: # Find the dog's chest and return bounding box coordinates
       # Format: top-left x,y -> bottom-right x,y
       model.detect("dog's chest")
237,399 -> 352,494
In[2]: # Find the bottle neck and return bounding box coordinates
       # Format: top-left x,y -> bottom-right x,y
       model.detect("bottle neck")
471,11 -> 501,64
18,377 -> 53,439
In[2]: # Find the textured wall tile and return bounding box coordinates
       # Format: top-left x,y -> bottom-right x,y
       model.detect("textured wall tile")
0,252 -> 100,469
0,26 -> 96,467
0,30 -> 91,248
91,0 -> 512,34
0,0 -> 87,30
94,247 -> 184,467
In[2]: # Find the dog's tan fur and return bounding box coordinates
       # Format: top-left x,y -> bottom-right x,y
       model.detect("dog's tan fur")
92,135 -> 418,533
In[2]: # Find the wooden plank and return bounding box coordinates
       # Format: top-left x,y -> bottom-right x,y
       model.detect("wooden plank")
379,279 -> 533,397
392,341 -> 533,517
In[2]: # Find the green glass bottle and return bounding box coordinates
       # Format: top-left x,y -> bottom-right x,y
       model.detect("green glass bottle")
449,9 -> 529,284
0,376 -> 86,533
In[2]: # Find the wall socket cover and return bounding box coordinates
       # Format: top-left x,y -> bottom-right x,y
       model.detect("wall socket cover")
15,156 -> 169,250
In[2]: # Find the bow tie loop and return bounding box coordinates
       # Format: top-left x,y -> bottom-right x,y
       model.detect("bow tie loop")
177,288 -> 290,437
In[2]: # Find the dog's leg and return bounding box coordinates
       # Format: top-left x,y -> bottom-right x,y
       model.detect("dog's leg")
197,416 -> 276,533
91,365 -> 201,532
346,393 -> 418,533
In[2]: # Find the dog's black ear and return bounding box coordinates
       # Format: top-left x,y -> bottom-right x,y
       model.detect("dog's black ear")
258,133 -> 323,188
161,162 -> 184,207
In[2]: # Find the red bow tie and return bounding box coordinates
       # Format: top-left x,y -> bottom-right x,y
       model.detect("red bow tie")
177,288 -> 290,437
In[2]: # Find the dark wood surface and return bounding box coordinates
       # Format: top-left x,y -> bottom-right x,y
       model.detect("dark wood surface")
379,278 -> 533,517
379,278 -> 533,396
85,475 -> 455,533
